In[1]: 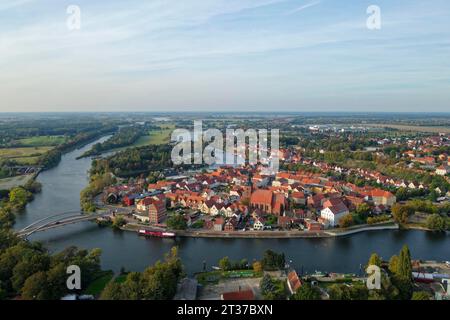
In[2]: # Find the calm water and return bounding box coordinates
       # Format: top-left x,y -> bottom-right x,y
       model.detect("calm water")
14,138 -> 450,275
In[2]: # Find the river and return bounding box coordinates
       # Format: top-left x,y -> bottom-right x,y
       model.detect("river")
13,138 -> 450,275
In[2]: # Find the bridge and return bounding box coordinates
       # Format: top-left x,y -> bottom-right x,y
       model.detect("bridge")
16,211 -> 111,238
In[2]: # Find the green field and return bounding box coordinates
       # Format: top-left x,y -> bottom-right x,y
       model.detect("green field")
133,125 -> 175,147
83,271 -> 114,296
0,146 -> 53,165
16,135 -> 67,147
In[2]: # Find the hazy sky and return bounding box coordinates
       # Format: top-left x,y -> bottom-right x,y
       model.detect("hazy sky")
1,0 -> 449,112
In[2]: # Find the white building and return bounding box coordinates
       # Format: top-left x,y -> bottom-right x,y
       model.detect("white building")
436,165 -> 449,176
320,206 -> 349,227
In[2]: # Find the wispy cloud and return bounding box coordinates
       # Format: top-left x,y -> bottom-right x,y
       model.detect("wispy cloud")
0,0 -> 33,11
0,0 -> 449,112
285,0 -> 321,15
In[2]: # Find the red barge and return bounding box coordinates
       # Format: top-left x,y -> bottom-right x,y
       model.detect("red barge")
138,229 -> 176,238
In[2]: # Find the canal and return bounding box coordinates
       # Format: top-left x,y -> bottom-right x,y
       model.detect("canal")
14,138 -> 450,275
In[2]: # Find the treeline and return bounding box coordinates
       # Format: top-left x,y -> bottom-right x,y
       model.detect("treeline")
299,134 -> 378,152
100,247 -> 183,300
1,192 -> 185,300
80,173 -> 116,212
325,246 -> 418,300
90,144 -> 173,178
0,117 -> 122,148
38,126 -> 116,169
0,193 -> 102,300
0,179 -> 42,211
392,200 -> 449,231
79,126 -> 145,158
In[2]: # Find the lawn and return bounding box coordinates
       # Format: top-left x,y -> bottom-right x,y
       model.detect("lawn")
0,146 -> 53,165
195,269 -> 261,286
16,135 -> 67,147
83,271 -> 114,296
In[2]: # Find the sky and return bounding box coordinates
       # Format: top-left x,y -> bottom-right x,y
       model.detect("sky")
0,0 -> 449,112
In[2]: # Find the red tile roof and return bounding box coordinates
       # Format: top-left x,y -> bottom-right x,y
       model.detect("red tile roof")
222,289 -> 255,300
250,189 -> 273,205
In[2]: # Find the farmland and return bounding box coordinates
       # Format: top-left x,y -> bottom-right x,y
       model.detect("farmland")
15,135 -> 67,147
367,123 -> 450,133
0,146 -> 53,165
132,124 -> 175,147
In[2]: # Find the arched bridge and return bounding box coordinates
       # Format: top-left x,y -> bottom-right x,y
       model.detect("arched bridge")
16,211 -> 111,238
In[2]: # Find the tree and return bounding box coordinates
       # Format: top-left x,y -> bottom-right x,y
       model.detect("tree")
12,252 -> 50,292
260,275 -> 286,300
219,257 -> 231,271
261,250 -> 285,271
121,272 -> 144,300
21,271 -> 49,300
356,203 -> 371,219
394,245 -> 413,300
368,253 -> 382,267
112,216 -> 126,230
252,261 -> 263,273
100,281 -> 124,300
339,214 -> 354,228
388,255 -> 399,274
392,204 -> 413,224
8,187 -> 32,210
291,283 -> 321,300
411,291 -> 431,300
426,214 -> 447,232
166,214 -> 187,230
395,187 -> 408,201
328,283 -> 369,300
397,245 -> 412,280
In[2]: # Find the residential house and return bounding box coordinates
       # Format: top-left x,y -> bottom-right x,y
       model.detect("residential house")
365,189 -> 396,207
436,165 -> 449,176
213,217 -> 224,231
291,191 -> 306,205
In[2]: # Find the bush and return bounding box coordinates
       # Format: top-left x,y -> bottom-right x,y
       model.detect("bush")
166,214 -> 187,230
260,275 -> 286,300
367,215 -> 391,224
426,214 -> 447,232
339,214 -> 354,228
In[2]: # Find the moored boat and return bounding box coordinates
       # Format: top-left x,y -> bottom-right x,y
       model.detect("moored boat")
138,229 -> 176,238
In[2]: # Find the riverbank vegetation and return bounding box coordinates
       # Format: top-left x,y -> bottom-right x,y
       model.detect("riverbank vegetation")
100,247 -> 183,300
90,144 -> 173,178
392,200 -> 449,231
0,194 -> 104,299
79,126 -> 146,158
1,187 -> 187,300
80,173 -> 116,212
